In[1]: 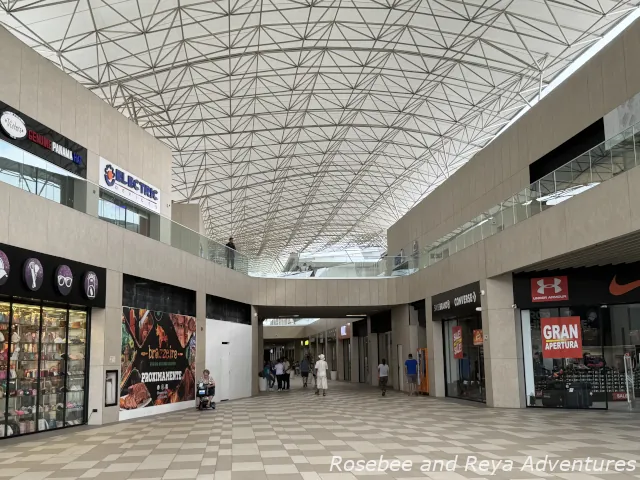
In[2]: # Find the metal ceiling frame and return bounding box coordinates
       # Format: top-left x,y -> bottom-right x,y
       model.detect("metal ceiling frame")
1,0 -> 638,271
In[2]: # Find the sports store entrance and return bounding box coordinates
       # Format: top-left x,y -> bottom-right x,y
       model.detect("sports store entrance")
432,282 -> 486,403
0,244 -> 105,438
514,263 -> 640,411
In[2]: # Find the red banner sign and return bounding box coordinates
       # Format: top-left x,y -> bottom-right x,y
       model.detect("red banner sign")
541,316 -> 582,359
531,276 -> 569,302
473,329 -> 483,346
452,326 -> 463,359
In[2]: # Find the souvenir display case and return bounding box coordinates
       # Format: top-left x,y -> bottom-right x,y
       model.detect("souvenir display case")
0,303 -> 89,438
0,302 -> 9,437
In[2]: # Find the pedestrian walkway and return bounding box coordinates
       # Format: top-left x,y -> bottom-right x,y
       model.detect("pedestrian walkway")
1,380 -> 640,479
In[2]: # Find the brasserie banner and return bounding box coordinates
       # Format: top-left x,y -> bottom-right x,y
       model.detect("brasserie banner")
120,307 -> 196,411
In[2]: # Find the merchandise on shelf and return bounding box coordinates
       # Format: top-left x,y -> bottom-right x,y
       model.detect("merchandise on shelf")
1,303 -> 88,438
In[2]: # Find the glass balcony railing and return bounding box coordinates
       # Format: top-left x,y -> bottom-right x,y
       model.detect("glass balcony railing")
0,137 -> 249,274
1,118 -> 638,280
398,121 -> 639,271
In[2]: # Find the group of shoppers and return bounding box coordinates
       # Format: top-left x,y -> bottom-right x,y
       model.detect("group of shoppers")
263,354 -> 330,396
263,357 -> 293,391
377,353 -> 419,396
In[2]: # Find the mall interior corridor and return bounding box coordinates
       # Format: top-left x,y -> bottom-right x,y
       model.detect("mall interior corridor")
1,379 -> 640,480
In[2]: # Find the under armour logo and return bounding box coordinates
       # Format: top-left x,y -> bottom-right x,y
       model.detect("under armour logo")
536,278 -> 562,294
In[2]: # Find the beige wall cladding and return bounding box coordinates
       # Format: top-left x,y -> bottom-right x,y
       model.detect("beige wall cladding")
387,17 -> 640,257
0,25 -> 172,210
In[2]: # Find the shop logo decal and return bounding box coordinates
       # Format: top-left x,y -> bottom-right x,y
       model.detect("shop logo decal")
23,258 -> 43,291
0,250 -> 10,286
55,265 -> 73,296
609,275 -> 640,296
541,316 -> 582,359
0,111 -> 27,139
83,271 -> 98,300
104,164 -> 116,186
531,276 -> 568,302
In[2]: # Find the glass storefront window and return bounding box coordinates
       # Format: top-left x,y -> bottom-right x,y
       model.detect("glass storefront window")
522,306 -> 607,409
0,139 -> 77,208
1,303 -> 89,438
99,190 -> 151,237
443,316 -> 485,402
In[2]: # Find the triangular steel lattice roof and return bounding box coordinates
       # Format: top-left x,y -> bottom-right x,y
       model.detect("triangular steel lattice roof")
1,0 -> 638,269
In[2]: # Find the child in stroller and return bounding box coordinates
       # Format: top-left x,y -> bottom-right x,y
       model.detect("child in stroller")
197,369 -> 216,410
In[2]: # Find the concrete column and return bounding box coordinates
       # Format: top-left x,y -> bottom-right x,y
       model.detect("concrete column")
426,296 -> 446,397
367,316 -> 379,386
88,269 -> 123,425
251,306 -> 262,396
481,274 -> 525,408
196,289 -> 206,378
391,304 -> 418,391
350,338 -> 359,383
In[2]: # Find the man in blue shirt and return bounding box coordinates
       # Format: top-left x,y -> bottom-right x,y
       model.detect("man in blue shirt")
404,354 -> 419,395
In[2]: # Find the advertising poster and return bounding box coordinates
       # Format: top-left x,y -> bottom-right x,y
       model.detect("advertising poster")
452,326 -> 463,359
120,307 -> 196,411
473,329 -> 483,346
540,316 -> 582,359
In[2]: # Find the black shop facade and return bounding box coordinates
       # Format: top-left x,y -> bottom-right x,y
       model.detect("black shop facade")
432,282 -> 485,403
513,262 -> 640,411
0,243 -> 106,439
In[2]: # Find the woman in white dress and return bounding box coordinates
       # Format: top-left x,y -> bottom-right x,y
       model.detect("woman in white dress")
314,354 -> 329,396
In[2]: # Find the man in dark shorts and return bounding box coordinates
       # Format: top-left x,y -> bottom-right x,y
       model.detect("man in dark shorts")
405,353 -> 418,395
300,355 -> 311,387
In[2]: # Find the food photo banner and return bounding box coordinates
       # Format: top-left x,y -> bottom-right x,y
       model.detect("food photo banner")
120,307 -> 196,418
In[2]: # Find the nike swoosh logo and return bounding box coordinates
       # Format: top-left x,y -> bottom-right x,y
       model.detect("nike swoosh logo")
609,275 -> 640,296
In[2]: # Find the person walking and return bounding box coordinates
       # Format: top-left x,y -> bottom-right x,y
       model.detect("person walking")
283,357 -> 291,390
225,237 -> 236,269
275,358 -> 285,391
378,359 -> 389,396
314,354 -> 329,396
300,355 -> 311,388
405,353 -> 418,395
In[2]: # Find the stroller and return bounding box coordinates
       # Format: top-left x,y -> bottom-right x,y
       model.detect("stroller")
197,382 -> 216,410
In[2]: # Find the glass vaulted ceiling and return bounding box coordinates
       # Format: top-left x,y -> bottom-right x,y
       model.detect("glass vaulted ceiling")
1,0 -> 639,270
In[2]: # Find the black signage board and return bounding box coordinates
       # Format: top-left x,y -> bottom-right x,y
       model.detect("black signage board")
432,281 -> 481,321
0,100 -> 87,178
0,242 -> 105,308
513,261 -> 640,309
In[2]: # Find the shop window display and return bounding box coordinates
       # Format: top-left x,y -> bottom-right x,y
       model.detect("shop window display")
1,303 -> 89,438
443,316 -> 485,403
522,306 -> 640,410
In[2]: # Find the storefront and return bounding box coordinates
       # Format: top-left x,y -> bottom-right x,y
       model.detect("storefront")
0,101 -> 88,210
514,264 -> 640,411
205,295 -> 251,402
0,243 -> 105,438
432,282 -> 485,403
98,158 -> 161,238
338,323 -> 351,381
119,275 -> 196,420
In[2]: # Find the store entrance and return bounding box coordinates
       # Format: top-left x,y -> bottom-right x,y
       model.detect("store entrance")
443,315 -> 485,403
342,339 -> 351,381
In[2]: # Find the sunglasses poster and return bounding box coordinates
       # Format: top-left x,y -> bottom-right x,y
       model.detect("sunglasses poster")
120,307 -> 197,411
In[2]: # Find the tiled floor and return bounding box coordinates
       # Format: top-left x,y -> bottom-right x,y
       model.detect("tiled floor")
2,379 -> 640,480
